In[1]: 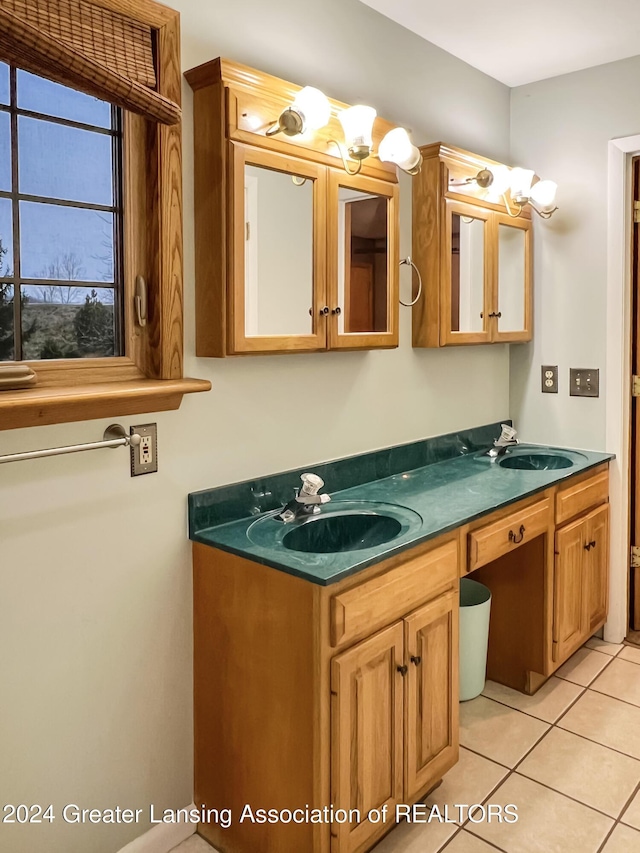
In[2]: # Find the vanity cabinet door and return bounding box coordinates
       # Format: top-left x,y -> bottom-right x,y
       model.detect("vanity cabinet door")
440,200 -> 493,345
553,516 -> 587,663
492,214 -> 532,343
228,143 -> 328,354
585,504 -> 609,633
327,171 -> 399,350
404,590 -> 459,803
331,622 -> 404,853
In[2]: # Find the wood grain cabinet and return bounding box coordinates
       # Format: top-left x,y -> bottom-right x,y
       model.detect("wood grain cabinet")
412,143 -> 532,348
193,536 -> 459,853
185,58 -> 399,357
553,496 -> 610,663
331,590 -> 458,853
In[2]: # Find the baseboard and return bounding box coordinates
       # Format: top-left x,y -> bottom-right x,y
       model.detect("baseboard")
117,803 -> 197,853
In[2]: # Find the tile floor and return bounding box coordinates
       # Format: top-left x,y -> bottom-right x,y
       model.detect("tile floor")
171,637 -> 640,853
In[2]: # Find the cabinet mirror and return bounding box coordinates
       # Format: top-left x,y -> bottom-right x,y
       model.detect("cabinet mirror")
229,144 -> 326,354
329,172 -> 399,349
496,219 -> 531,340
244,163 -> 313,338
450,212 -> 486,334
338,187 -> 390,335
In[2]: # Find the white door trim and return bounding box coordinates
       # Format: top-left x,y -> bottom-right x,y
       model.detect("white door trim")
605,134 -> 639,643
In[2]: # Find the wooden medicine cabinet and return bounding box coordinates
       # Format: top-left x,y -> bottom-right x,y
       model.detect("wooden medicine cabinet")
412,143 -> 533,347
185,58 -> 399,357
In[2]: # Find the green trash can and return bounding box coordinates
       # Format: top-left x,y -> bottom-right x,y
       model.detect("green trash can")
459,578 -> 491,701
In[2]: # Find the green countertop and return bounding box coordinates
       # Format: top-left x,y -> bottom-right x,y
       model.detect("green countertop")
190,442 -> 613,586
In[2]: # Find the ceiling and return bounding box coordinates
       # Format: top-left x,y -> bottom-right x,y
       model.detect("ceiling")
360,0 -> 640,87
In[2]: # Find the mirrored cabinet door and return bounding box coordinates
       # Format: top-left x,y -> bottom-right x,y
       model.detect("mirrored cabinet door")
494,215 -> 532,341
328,171 -> 398,349
441,202 -> 491,345
228,144 -> 327,353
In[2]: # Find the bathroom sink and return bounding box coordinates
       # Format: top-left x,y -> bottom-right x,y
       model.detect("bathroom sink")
498,452 -> 574,471
247,500 -> 423,554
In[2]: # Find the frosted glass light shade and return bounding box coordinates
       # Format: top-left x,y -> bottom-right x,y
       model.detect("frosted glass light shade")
510,167 -> 535,201
530,179 -> 558,212
378,127 -> 421,174
292,86 -> 331,132
486,165 -> 511,196
339,105 -> 377,153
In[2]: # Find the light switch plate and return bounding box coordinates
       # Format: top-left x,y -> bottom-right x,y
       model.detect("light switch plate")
569,368 -> 599,398
541,365 -> 558,393
130,423 -> 158,476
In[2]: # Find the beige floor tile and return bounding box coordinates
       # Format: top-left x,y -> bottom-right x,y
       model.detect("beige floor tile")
517,727 -> 640,817
171,836 -> 217,852
621,788 -> 640,831
467,773 -> 613,853
619,645 -> 640,665
591,658 -> 640,706
555,647 -> 612,686
425,747 -> 509,822
372,816 -> 457,853
440,830 -> 498,852
459,696 -> 549,767
482,676 -> 583,723
600,823 -> 640,853
558,690 -> 640,759
586,637 -> 624,656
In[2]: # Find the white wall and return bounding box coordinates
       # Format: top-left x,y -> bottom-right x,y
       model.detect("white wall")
0,2 -> 511,851
510,56 -> 640,449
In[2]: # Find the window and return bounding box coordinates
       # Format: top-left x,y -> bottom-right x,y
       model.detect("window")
0,0 -> 210,430
0,63 -> 124,362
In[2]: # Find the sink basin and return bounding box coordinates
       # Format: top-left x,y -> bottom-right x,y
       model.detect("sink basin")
499,453 -> 574,471
246,500 -> 423,554
283,511 -> 402,554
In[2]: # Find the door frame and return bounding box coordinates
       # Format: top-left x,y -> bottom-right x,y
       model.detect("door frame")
605,135 -> 638,641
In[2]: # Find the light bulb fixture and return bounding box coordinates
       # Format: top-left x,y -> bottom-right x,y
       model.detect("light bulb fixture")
378,127 -> 422,175
266,86 -> 331,137
450,163 -> 558,219
338,105 -> 376,161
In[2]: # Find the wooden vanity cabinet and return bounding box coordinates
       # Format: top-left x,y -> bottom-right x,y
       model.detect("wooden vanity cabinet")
185,58 -> 400,357
553,483 -> 610,663
193,535 -> 459,853
412,143 -> 532,348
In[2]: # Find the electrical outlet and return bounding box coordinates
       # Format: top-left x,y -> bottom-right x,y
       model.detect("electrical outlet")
130,423 -> 158,476
569,368 -> 600,398
541,365 -> 558,393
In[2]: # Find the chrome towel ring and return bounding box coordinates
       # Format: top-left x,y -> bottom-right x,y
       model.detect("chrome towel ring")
399,256 -> 423,307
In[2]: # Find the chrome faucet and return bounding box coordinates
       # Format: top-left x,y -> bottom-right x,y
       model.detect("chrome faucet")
486,424 -> 519,459
276,473 -> 331,523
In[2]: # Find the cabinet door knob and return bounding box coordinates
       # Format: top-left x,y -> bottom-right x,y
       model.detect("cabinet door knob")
320,306 -> 329,315
332,306 -> 342,315
410,655 -> 422,666
397,664 -> 408,676
584,540 -> 597,551
509,524 -> 525,544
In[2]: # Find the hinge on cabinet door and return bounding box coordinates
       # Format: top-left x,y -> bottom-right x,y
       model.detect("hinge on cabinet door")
246,221 -> 250,241
633,375 -> 640,397
631,546 -> 640,568
634,201 -> 640,223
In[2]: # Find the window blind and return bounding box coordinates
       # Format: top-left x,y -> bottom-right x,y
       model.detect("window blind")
0,0 -> 180,124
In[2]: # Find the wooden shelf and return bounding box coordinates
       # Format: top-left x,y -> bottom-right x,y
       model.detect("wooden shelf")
0,377 -> 211,431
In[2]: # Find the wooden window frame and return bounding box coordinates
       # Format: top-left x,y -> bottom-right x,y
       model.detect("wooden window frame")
0,0 -> 209,431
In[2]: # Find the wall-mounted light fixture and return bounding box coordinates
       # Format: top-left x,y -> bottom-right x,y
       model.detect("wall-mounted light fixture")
266,86 -> 331,137
378,127 -> 423,176
452,164 -> 558,219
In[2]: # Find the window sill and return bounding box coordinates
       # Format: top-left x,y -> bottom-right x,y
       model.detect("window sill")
0,376 -> 211,431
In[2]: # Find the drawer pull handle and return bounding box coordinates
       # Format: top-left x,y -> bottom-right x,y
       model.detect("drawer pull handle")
509,524 -> 526,544
397,664 -> 408,676
410,655 -> 422,666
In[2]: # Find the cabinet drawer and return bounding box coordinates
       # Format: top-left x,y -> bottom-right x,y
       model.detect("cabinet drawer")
468,498 -> 551,572
330,539 -> 458,647
556,469 -> 608,525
